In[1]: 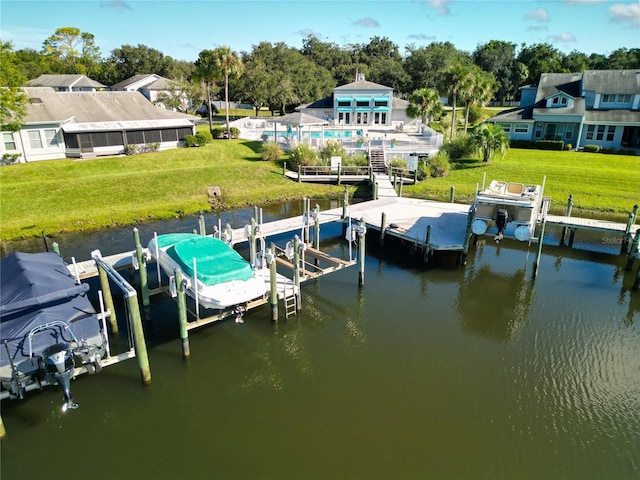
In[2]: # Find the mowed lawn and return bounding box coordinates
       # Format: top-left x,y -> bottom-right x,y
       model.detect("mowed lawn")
0,140 -> 341,241
1,141 -> 638,242
406,149 -> 640,218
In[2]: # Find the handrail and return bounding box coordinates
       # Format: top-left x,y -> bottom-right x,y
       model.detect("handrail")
299,165 -> 372,176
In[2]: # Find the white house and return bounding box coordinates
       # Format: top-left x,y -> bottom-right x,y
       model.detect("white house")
111,74 -> 189,110
488,70 -> 640,151
297,73 -> 411,127
1,87 -> 198,162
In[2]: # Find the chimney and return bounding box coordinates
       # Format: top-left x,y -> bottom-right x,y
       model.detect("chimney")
356,72 -> 365,82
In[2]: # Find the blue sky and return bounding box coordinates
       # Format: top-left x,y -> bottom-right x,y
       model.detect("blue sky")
1,0 -> 638,61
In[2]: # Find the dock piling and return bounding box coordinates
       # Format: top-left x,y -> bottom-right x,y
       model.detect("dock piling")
269,243 -> 278,322
423,225 -> 432,264
52,242 -> 60,256
293,235 -> 302,309
560,194 -> 574,245
358,218 -> 366,286
450,186 -> 455,203
533,217 -> 547,278
175,268 -> 190,359
127,291 -> 151,385
314,204 -> 320,250
380,212 -> 387,247
249,217 -> 257,266
621,205 -> 638,254
342,187 -> 349,236
96,262 -> 119,334
625,228 -> 640,271
198,212 -> 206,236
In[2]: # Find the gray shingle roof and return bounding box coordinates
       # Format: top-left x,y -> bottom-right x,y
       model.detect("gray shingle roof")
334,79 -> 391,91
25,74 -> 106,89
22,87 -> 197,124
582,70 -> 640,93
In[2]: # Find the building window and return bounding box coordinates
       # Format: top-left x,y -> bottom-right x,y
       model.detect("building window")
498,123 -> 510,133
146,130 -> 161,143
27,131 -> 43,149
586,125 -> 595,140
606,126 -> 615,142
337,100 -> 351,107
161,129 -> 178,142
596,125 -> 606,141
381,113 -> 386,124
355,100 -> 369,107
2,132 -> 17,150
514,123 -> 528,134
374,99 -> 388,107
534,124 -> 543,139
565,124 -> 574,140
43,129 -> 59,147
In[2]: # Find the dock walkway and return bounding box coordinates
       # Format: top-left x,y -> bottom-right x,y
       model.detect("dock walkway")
546,214 -> 630,233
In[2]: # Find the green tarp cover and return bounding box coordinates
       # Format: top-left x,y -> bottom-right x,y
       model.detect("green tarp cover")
159,234 -> 253,285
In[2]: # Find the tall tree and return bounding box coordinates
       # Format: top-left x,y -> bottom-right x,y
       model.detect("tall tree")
41,27 -> 100,74
444,62 -> 473,140
472,40 -> 517,103
404,42 -> 470,94
460,68 -> 495,133
214,46 -> 244,139
104,44 -> 176,84
0,41 -> 28,131
193,49 -> 221,132
516,43 -> 566,85
406,88 -> 443,125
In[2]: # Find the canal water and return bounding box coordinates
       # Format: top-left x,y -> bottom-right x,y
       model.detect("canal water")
1,202 -> 639,480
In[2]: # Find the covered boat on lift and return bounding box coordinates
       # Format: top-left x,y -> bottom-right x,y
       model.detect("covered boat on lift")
0,252 -> 106,410
148,233 -> 267,310
471,180 -> 544,242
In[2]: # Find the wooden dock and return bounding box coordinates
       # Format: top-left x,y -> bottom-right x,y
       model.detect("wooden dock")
546,214 -> 630,233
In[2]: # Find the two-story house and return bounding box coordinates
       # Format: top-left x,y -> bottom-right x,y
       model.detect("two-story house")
488,70 -> 640,151
296,73 -> 410,127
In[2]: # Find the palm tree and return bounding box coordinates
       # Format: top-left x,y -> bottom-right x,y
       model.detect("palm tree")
193,49 -> 221,132
444,62 -> 472,141
470,123 -> 510,162
406,88 -> 443,127
461,70 -> 495,133
214,46 -> 244,139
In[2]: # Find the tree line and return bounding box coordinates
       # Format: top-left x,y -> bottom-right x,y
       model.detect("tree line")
2,26 -> 639,131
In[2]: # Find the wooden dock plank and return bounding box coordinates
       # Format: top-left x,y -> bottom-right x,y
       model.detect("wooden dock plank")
546,215 -> 631,233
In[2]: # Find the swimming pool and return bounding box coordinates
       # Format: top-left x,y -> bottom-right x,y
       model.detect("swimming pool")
261,129 -> 353,139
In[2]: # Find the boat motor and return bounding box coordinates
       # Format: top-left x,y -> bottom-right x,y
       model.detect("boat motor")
41,343 -> 78,412
494,209 -> 509,242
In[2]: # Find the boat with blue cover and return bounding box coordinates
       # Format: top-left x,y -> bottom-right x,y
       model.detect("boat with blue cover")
1,252 -> 107,410
148,233 -> 267,310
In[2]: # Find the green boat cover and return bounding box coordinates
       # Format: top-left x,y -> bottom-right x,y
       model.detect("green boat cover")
158,234 -> 254,285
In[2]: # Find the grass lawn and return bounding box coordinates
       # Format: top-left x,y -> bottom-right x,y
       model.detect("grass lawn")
405,149 -> 640,218
1,141 -> 638,242
0,140 -> 342,241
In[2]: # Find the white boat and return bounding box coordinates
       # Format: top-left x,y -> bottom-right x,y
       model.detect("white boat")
471,180 -> 544,242
148,233 -> 267,310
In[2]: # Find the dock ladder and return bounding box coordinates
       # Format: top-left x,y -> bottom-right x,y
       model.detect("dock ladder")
284,283 -> 297,319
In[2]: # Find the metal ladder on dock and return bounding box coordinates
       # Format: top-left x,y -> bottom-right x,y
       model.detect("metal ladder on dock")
284,283 -> 297,319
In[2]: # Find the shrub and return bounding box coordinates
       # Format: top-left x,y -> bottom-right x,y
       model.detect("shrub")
196,130 -> 213,145
320,140 -> 347,162
145,142 -> 160,152
426,151 -> 451,178
390,157 -> 407,169
183,135 -> 199,147
347,152 -> 369,166
211,127 -> 224,139
564,143 -> 573,151
229,127 -> 240,139
583,144 -> 600,153
1,153 -> 21,165
288,143 -> 318,170
261,141 -> 282,162
441,134 -> 474,160
125,144 -> 140,155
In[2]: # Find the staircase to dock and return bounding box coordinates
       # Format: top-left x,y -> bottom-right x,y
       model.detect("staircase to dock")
369,149 -> 386,173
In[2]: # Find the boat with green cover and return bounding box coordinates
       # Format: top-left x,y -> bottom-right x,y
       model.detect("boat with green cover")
148,233 -> 267,310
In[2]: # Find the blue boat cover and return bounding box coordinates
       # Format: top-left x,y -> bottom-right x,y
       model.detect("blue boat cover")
0,252 -> 101,370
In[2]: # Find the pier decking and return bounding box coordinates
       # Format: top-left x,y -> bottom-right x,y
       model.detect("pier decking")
546,214 -> 630,233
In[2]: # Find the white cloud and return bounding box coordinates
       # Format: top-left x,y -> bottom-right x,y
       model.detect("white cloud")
353,17 -> 380,28
427,0 -> 452,15
608,1 -> 640,24
546,32 -> 578,43
100,0 -> 132,9
524,8 -> 550,22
